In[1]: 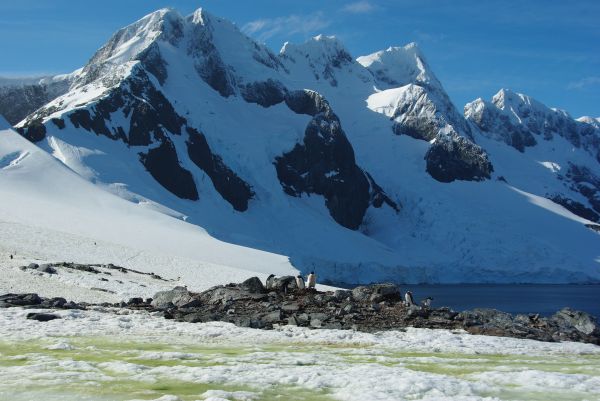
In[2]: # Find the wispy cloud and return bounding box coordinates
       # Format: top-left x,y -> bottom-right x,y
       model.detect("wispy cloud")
342,1 -> 376,14
413,30 -> 446,44
242,12 -> 331,42
567,76 -> 600,90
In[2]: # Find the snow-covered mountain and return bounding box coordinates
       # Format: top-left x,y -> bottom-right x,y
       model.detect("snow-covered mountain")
5,7 -> 600,284
0,71 -> 80,125
466,89 -> 600,223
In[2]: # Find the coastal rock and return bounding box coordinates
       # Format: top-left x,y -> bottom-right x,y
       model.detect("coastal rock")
151,286 -> 196,309
26,312 -> 60,322
351,283 -> 401,303
551,308 -> 598,335
240,277 -> 265,294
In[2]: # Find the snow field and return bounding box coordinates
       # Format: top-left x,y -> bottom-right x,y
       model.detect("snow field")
0,307 -> 599,401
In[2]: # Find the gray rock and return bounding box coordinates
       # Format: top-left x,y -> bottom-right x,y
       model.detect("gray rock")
282,302 -> 300,312
552,308 -> 598,335
151,287 -> 196,309
310,319 -> 323,328
262,310 -> 283,323
425,133 -> 493,183
269,276 -> 297,293
309,313 -> 329,322
183,312 -> 216,323
333,290 -> 352,300
352,283 -> 401,303
26,312 -> 60,322
342,303 -> 356,314
240,277 -> 265,294
322,321 -> 343,330
407,305 -> 428,318
36,264 -> 57,274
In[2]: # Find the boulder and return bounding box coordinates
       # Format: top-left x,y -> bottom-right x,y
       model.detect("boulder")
352,283 -> 401,303
151,287 -> 196,309
26,312 -> 60,322
551,308 -> 598,335
269,276 -> 297,293
240,277 -> 265,294
0,293 -> 42,307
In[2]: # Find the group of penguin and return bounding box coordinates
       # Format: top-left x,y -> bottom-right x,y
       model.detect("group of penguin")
265,272 -> 434,309
295,272 -> 316,290
266,272 -> 317,291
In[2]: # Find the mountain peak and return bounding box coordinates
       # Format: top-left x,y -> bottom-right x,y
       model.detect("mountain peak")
357,43 -> 440,90
281,34 -> 352,61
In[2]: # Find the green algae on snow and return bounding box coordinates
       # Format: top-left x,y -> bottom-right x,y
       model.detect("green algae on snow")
1,336 -> 600,401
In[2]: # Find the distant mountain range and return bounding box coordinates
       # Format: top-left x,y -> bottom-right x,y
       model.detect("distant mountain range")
1,7 -> 599,283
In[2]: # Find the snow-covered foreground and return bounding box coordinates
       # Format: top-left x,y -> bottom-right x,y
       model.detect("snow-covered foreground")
1,307 -> 599,401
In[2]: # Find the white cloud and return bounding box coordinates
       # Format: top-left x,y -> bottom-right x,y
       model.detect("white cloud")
242,13 -> 330,42
342,1 -> 376,14
567,77 -> 600,90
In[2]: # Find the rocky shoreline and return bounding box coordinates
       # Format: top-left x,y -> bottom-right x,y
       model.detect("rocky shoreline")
1,274 -> 599,345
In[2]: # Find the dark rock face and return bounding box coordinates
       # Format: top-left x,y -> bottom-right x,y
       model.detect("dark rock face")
51,118 -> 65,129
425,134 -> 494,183
17,67 -> 255,210
0,78 -> 72,125
392,118 -> 439,142
186,127 -> 254,211
283,90 -> 331,117
188,21 -> 236,97
16,119 -> 46,142
140,139 -> 199,200
137,43 -> 168,85
549,194 -> 599,222
562,164 -> 600,218
466,102 -> 537,152
240,79 -> 287,108
22,68 -> 184,147
276,90 -> 397,229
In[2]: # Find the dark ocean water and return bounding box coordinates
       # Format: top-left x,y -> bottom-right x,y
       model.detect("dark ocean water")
392,284 -> 600,318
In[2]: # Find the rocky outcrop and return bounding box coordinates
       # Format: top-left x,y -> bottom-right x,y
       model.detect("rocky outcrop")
425,133 -> 494,183
276,90 -> 398,229
549,194 -> 599,222
140,139 -> 199,200
465,97 -> 537,152
2,278 -> 599,344
240,79 -> 287,108
562,164 -> 600,218
0,75 -> 74,125
466,89 -> 600,159
186,127 -> 254,211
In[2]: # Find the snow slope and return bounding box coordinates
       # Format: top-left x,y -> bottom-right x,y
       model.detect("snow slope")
5,8 -> 600,284
0,118 -> 299,298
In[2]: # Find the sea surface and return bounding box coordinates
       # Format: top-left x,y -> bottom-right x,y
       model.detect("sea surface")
399,284 -> 600,318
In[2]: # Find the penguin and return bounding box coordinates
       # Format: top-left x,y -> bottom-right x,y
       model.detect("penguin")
307,271 -> 316,289
295,275 -> 305,290
9,254 -> 13,260
421,296 -> 433,308
404,291 -> 415,306
265,274 -> 275,290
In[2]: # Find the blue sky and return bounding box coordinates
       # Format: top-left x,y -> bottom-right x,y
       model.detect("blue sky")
1,0 -> 598,117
